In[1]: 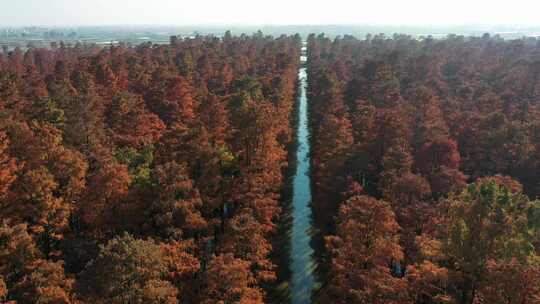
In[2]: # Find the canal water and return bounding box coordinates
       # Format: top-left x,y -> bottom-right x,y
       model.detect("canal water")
289,42 -> 319,304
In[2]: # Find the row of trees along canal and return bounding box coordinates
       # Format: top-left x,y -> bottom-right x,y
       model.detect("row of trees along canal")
0,33 -> 306,303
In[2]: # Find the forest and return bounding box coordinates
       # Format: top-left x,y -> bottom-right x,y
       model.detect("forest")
1,30 -> 540,304
307,33 -> 540,303
0,32 -> 300,303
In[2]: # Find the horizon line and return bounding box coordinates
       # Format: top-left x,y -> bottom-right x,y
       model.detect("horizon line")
2,22 -> 540,29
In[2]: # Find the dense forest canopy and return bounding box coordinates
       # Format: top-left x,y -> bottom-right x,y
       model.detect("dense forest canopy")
0,32 -> 300,303
2,30 -> 540,304
307,33 -> 540,303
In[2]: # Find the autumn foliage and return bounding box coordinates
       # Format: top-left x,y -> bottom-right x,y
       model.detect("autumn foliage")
0,32 -> 300,303
307,34 -> 540,303
3,30 -> 540,304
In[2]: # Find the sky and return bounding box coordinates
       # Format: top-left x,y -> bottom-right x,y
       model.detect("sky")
1,0 -> 540,27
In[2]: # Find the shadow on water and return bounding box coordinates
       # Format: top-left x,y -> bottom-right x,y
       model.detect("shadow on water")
267,133 -> 295,303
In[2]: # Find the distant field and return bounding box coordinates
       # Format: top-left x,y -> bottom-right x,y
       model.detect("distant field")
1,24 -> 540,51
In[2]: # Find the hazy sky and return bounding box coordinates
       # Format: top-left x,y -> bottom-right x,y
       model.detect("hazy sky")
1,0 -> 540,27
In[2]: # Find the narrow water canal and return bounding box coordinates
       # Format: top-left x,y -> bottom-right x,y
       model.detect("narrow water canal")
289,42 -> 319,304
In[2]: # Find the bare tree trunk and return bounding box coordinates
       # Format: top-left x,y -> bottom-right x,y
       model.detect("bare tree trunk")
461,277 -> 476,304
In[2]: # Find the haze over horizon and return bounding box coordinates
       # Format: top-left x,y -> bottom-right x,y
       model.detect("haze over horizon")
2,0 -> 540,27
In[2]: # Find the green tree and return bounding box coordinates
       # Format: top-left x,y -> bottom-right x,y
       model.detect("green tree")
80,233 -> 180,303
438,176 -> 539,304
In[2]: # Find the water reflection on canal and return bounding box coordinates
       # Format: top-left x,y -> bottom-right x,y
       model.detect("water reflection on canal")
289,42 -> 319,304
